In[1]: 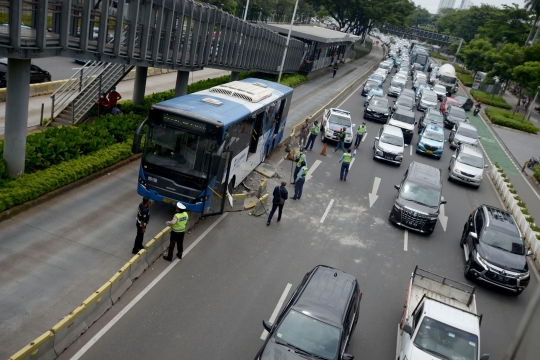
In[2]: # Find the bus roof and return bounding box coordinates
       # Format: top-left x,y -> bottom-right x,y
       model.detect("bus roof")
152,78 -> 293,127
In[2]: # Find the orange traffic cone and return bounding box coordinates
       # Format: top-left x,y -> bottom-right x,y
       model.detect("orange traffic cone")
320,143 -> 327,156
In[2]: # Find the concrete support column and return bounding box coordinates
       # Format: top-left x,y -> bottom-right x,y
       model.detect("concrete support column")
230,71 -> 240,82
132,66 -> 148,105
174,71 -> 190,97
3,59 -> 31,177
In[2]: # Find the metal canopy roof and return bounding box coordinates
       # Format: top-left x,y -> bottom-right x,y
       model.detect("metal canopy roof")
263,24 -> 359,44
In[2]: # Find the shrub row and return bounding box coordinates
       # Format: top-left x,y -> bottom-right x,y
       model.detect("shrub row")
470,90 -> 512,110
430,52 -> 447,61
485,108 -> 539,134
534,164 -> 540,184
0,143 -> 133,212
457,73 -> 474,87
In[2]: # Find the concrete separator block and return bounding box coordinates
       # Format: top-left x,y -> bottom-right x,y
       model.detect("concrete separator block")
225,193 -> 246,212
81,282 -> 112,326
108,263 -> 132,304
252,193 -> 269,216
8,331 -> 56,360
256,178 -> 267,198
128,250 -> 148,280
51,305 -> 88,356
145,237 -> 164,265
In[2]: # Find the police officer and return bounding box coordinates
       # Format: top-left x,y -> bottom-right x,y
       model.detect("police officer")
305,120 -> 320,151
339,148 -> 354,181
292,165 -> 308,200
163,202 -> 189,261
334,127 -> 347,153
291,149 -> 307,185
355,122 -> 367,149
132,197 -> 151,254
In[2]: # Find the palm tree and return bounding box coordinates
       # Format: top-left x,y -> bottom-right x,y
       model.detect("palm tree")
525,0 -> 540,45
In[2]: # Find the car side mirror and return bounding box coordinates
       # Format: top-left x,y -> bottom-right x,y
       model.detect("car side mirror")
342,354 -> 354,360
404,144 -> 409,147
394,184 -> 401,190
484,164 -> 488,168
441,200 -> 447,204
403,324 -> 414,337
527,250 -> 534,256
452,154 -> 456,159
469,232 -> 478,240
480,355 -> 489,360
414,121 -> 418,125
375,137 -> 380,140
364,103 -> 367,107
262,320 -> 272,332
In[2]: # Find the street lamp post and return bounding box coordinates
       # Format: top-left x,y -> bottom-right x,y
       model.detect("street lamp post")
526,86 -> 540,121
277,0 -> 299,83
243,0 -> 250,21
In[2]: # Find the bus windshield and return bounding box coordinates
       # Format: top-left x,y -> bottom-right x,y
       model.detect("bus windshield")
144,122 -> 218,179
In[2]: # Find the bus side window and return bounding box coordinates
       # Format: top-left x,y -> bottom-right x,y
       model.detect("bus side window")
274,99 -> 286,134
227,119 -> 251,156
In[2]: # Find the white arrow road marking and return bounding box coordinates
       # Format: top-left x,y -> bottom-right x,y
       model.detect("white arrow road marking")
306,159 -> 321,181
368,177 -> 381,208
320,199 -> 334,223
260,283 -> 293,340
439,196 -> 448,232
409,145 -> 413,156
348,158 -> 356,170
404,230 -> 408,251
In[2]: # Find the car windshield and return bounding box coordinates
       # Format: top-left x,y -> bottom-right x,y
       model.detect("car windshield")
457,153 -> 484,168
391,81 -> 405,89
329,114 -> 351,126
400,181 -> 440,207
481,228 -> 525,255
375,69 -> 386,75
398,96 -> 413,107
433,85 -> 446,93
366,80 -> 378,87
449,107 -> 466,119
275,310 -> 340,360
457,127 -> 478,139
422,93 -> 437,103
413,316 -> 478,360
426,113 -> 443,123
423,130 -> 444,142
371,98 -> 388,107
371,74 -> 384,81
416,79 -> 427,86
381,134 -> 404,146
393,112 -> 415,124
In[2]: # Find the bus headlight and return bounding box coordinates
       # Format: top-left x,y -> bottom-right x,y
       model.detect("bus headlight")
138,176 -> 147,187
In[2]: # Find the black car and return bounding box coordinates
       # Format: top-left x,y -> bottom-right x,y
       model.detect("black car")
361,79 -> 381,96
364,95 -> 389,122
389,161 -> 446,235
0,58 -> 51,88
460,205 -> 533,295
392,94 -> 414,112
443,105 -> 468,129
455,95 -> 474,111
418,108 -> 444,133
255,265 -> 360,360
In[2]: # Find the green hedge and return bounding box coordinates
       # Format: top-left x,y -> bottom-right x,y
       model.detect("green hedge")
430,52 -> 447,61
0,143 -> 133,212
457,73 -> 474,87
485,108 -> 540,134
534,165 -> 540,184
470,90 -> 512,110
352,38 -> 373,60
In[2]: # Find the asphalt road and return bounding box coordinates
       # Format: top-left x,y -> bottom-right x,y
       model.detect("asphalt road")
59,59 -> 539,360
32,57 -> 86,82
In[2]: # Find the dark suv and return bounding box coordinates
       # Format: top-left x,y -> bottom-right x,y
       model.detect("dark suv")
0,58 -> 51,88
389,162 -> 446,235
460,205 -> 533,295
255,265 -> 361,360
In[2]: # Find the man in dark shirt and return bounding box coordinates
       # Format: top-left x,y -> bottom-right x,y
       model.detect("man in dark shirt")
132,197 -> 151,254
267,182 -> 288,226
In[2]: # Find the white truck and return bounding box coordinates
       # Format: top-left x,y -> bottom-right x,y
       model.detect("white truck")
437,64 -> 459,95
396,267 -> 489,360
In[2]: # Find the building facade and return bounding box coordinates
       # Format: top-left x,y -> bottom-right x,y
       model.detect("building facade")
459,0 -> 474,10
437,0 -> 456,13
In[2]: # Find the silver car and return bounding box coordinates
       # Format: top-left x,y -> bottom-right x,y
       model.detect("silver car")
373,124 -> 406,165
417,90 -> 438,112
389,79 -> 406,97
449,122 -> 479,149
448,144 -> 488,188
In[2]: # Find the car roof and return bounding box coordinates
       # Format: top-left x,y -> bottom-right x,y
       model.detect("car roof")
425,124 -> 444,133
330,108 -> 351,117
395,108 -> 415,116
408,161 -> 442,187
457,122 -> 476,130
293,265 -> 357,327
482,205 -> 520,236
449,105 -> 466,113
460,144 -> 482,156
383,124 -> 404,137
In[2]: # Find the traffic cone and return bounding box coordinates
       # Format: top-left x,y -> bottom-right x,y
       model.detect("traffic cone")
320,143 -> 327,156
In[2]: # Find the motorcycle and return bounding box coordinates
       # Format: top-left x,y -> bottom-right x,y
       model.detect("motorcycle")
527,157 -> 540,170
473,103 -> 482,116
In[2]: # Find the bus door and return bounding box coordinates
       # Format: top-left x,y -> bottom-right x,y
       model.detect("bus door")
249,111 -> 264,154
202,150 -> 232,216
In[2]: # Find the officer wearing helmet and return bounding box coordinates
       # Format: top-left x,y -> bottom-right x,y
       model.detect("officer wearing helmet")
355,122 -> 367,149
164,202 -> 189,261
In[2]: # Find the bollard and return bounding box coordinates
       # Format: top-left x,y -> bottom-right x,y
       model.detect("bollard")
40,103 -> 44,126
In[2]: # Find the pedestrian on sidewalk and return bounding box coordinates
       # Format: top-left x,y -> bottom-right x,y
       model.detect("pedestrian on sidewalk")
163,202 -> 189,261
339,149 -> 354,181
299,119 -> 310,149
96,93 -> 109,115
267,181 -> 288,225
132,197 -> 151,254
333,62 -> 339,78
292,165 -> 308,200
354,122 -> 366,149
334,127 -> 347,153
305,120 -> 320,150
292,149 -> 307,185
107,87 -> 122,108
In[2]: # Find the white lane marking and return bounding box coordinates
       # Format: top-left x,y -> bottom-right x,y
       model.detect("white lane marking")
306,159 -> 322,181
362,133 -> 368,142
70,213 -> 229,360
349,158 -> 356,170
320,199 -> 334,223
276,157 -> 285,167
409,145 -> 413,156
404,230 -> 408,251
260,283 -> 293,340
368,177 -> 381,208
438,196 -> 448,232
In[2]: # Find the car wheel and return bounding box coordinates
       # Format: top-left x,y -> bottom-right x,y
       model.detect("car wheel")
464,255 -> 473,279
513,289 -> 523,296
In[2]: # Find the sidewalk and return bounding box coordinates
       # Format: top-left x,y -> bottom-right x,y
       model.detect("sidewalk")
0,44 -> 384,358
499,89 -> 540,129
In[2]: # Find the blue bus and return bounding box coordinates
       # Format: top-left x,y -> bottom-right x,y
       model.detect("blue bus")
412,48 -> 430,71
132,78 -> 294,216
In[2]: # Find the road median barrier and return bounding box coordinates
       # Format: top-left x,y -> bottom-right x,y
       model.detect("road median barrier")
144,229 -> 170,265
108,262 -> 132,304
81,282 -> 113,327
129,250 -> 149,281
251,193 -> 269,216
9,331 -> 56,360
51,305 -> 88,356
225,193 -> 246,212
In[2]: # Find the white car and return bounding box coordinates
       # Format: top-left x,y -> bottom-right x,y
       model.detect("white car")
374,68 -> 389,81
448,144 -> 488,188
321,108 -> 355,147
393,73 -> 408,83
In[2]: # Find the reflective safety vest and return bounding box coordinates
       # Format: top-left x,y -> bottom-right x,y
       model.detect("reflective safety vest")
300,166 -> 308,178
342,152 -> 353,164
172,212 -> 189,232
296,153 -> 306,167
357,125 -> 366,135
339,131 -> 347,140
311,125 -> 320,135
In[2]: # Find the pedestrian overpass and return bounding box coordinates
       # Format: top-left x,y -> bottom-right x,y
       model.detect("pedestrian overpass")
377,23 -> 462,45
0,0 -> 306,177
